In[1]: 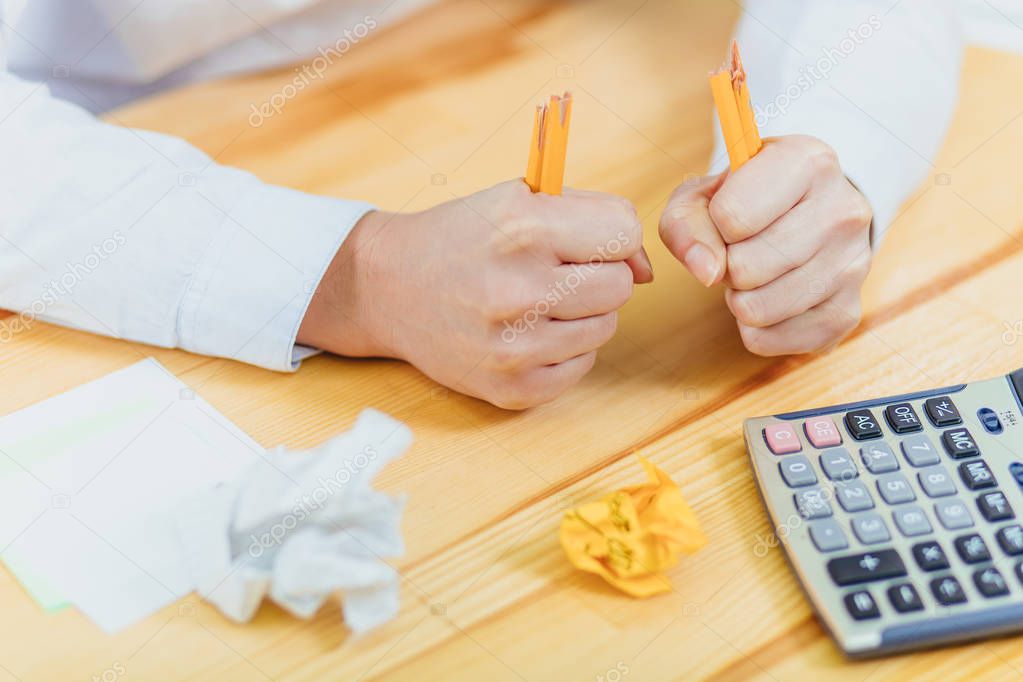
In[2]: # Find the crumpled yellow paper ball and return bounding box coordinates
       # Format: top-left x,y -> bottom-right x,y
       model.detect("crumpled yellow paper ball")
560,456 -> 707,597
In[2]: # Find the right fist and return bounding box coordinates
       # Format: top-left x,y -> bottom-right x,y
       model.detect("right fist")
298,180 -> 652,409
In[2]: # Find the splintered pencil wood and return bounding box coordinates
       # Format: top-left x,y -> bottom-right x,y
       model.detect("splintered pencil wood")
525,92 -> 572,196
709,41 -> 762,171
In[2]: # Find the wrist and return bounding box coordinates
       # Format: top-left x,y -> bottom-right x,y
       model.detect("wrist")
297,210 -> 402,359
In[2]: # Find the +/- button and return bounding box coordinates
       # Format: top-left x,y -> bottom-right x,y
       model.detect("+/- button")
925,396 -> 962,426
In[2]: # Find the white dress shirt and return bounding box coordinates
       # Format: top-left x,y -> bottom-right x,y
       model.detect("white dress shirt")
0,1 -> 1002,371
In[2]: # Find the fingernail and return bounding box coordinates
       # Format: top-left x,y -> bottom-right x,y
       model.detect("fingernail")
684,242 -> 720,287
637,247 -> 654,283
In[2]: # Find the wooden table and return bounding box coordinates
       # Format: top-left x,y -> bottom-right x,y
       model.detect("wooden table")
4,0 -> 1023,679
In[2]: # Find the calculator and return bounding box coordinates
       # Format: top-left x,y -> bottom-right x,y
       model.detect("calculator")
744,368 -> 1023,657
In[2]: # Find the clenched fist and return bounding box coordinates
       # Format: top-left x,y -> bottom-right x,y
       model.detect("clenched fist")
659,135 -> 873,355
299,180 -> 652,409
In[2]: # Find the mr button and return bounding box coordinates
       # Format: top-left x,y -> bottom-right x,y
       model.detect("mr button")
845,409 -> 882,441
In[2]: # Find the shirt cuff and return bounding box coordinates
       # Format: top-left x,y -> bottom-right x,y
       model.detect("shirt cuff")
176,181 -> 373,372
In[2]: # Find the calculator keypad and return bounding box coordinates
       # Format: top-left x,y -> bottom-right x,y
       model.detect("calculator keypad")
747,376 -> 1023,655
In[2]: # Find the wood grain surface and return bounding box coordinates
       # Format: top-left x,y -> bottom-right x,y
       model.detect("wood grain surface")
3,1 -> 1023,679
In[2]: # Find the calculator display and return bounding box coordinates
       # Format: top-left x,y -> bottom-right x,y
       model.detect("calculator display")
744,368 -> 1023,656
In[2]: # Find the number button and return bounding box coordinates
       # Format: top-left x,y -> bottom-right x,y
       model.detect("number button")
794,488 -> 832,519
918,466 -> 957,498
851,513 -> 891,544
900,434 -> 940,467
974,567 -> 1010,598
892,506 -> 932,537
804,417 -> 842,448
860,442 -> 899,473
819,448 -> 858,481
931,576 -> 968,605
996,525 -> 1023,556
834,480 -> 875,513
876,473 -> 916,505
959,460 -> 996,490
942,428 -> 980,459
935,498 -> 974,530
778,455 -> 817,488
955,533 -> 991,563
912,541 -> 949,571
978,491 -> 1015,522
764,423 -> 802,454
885,402 -> 922,434
887,583 -> 924,613
925,396 -> 962,426
809,518 -> 849,552
845,409 -> 882,440
844,591 -> 880,620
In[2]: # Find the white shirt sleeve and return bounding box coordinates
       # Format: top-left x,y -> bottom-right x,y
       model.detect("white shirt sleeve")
0,7 -> 373,371
715,0 -> 964,246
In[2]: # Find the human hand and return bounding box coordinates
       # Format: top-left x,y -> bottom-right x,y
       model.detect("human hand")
299,180 -> 652,409
658,135 -> 872,355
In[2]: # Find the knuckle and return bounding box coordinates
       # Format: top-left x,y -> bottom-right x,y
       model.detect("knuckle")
593,311 -> 619,343
739,324 -> 771,356
659,202 -> 695,238
607,266 -> 634,306
709,190 -> 747,242
802,137 -> 839,174
489,338 -> 528,371
729,289 -> 766,328
726,246 -> 756,290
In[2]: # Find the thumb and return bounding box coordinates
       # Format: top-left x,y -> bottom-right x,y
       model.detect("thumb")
658,173 -> 728,287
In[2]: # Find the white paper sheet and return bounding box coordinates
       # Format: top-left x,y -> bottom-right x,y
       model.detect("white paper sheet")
0,359 -> 264,632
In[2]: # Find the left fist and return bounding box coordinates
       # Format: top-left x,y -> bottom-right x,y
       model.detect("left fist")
659,135 -> 873,355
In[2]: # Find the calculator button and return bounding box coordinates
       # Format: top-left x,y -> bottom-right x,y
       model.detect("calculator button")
764,423 -> 802,454
819,448 -> 858,481
996,525 -> 1023,556
942,428 -> 980,459
876,473 -> 916,505
809,519 -> 849,552
912,541 -> 950,571
978,491 -> 1015,522
954,533 -> 991,563
834,481 -> 875,513
931,576 -> 968,605
900,434 -> 940,467
794,488 -> 832,519
887,583 -> 924,613
827,549 -> 906,586
918,466 -> 957,498
935,498 -> 974,530
959,460 -> 997,490
892,506 -> 932,537
925,396 -> 962,426
974,567 -> 1010,598
844,590 -> 881,620
804,417 -> 842,448
860,443 -> 899,474
885,403 -> 922,434
778,455 -> 817,488
851,513 -> 891,544
845,409 -> 882,440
